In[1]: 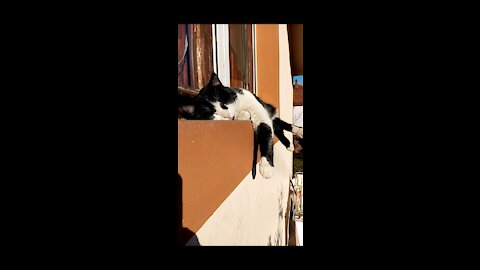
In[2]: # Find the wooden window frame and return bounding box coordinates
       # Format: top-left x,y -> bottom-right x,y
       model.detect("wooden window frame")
178,24 -> 256,96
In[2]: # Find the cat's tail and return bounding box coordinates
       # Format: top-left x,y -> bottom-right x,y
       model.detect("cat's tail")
252,128 -> 258,179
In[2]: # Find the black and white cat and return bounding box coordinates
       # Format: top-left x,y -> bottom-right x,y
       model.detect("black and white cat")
179,72 -> 303,179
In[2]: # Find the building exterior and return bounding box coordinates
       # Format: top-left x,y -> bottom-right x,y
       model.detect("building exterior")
178,24 -> 302,245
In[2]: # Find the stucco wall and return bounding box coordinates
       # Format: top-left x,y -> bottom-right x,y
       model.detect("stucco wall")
188,142 -> 292,245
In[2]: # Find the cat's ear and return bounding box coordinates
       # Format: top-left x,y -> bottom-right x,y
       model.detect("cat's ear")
208,72 -> 223,87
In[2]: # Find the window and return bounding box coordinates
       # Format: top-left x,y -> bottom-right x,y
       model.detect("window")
178,24 -> 214,94
178,24 -> 255,96
228,24 -> 254,91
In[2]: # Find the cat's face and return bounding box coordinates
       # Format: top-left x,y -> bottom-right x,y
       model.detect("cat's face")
183,73 -> 237,120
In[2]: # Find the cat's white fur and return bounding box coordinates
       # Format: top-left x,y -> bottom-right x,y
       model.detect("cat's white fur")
212,113 -> 230,120
292,126 -> 303,137
259,157 -> 274,179
236,110 -> 251,121
213,89 -> 273,131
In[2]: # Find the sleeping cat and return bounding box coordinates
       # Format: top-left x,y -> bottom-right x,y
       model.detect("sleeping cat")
179,72 -> 303,179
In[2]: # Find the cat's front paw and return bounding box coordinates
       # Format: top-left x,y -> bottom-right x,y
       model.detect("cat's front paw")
259,157 -> 274,179
236,110 -> 251,121
213,113 -> 230,120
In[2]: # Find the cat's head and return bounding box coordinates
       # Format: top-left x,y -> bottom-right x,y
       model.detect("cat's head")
179,72 -> 238,120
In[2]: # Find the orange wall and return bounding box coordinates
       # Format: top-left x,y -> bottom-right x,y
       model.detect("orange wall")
178,120 -> 253,244
256,24 -> 279,114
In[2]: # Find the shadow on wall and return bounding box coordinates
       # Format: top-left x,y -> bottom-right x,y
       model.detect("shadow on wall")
267,188 -> 287,246
178,173 -> 201,246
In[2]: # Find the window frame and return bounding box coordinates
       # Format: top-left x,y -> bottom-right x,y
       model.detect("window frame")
178,24 -> 256,96
213,24 -> 231,87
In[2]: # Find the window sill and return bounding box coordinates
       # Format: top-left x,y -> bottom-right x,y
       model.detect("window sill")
178,120 -> 254,178
178,85 -> 199,97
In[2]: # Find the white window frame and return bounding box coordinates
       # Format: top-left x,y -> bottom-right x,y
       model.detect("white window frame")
212,24 -> 230,86
211,24 -> 217,74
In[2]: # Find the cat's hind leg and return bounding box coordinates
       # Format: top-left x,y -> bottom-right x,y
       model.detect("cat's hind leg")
274,128 -> 293,151
257,123 -> 275,179
259,157 -> 274,179
273,117 -> 303,138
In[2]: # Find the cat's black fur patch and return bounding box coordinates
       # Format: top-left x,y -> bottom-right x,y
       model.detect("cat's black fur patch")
201,74 -> 238,105
178,96 -> 216,120
252,128 -> 258,179
273,117 -> 293,132
273,118 -> 292,148
257,123 -> 274,167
